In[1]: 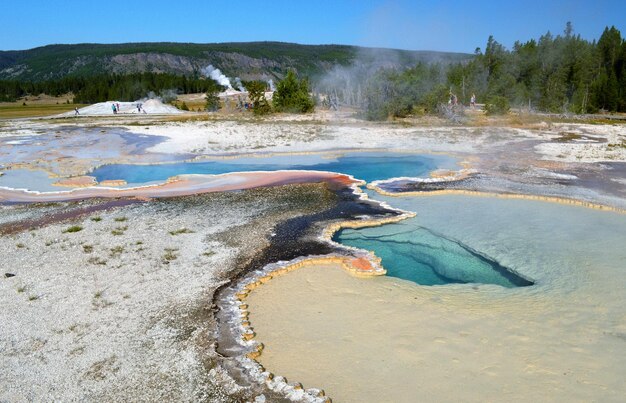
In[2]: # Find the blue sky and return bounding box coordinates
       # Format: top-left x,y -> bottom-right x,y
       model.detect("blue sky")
1,0 -> 624,52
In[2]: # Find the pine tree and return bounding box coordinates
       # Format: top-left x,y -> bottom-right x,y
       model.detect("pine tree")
272,70 -> 315,113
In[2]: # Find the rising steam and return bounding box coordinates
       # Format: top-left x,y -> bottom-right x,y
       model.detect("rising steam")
202,65 -> 233,90
234,77 -> 246,92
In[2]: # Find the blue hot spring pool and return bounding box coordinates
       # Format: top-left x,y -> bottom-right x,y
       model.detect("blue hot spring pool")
335,221 -> 532,287
90,152 -> 456,185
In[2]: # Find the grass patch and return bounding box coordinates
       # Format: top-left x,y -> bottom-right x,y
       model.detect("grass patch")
17,286 -> 26,293
83,245 -> 94,253
88,256 -> 107,265
90,216 -> 102,222
607,141 -> 626,149
202,250 -> 216,257
554,132 -> 583,142
114,217 -> 127,222
169,228 -> 195,236
111,226 -> 128,236
92,291 -> 114,309
63,225 -> 83,233
109,246 -> 124,257
16,243 -> 25,248
0,103 -> 88,119
28,295 -> 39,301
162,248 -> 179,262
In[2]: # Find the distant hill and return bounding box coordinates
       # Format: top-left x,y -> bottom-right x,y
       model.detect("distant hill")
0,42 -> 473,82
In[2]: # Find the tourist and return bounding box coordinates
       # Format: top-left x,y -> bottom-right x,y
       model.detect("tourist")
74,107 -> 79,115
112,103 -> 117,114
470,93 -> 476,108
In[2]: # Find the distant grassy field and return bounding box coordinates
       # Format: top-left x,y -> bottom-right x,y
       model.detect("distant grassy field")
0,103 -> 87,118
174,94 -> 207,112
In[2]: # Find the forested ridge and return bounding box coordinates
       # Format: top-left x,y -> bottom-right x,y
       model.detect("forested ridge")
0,41 -> 469,81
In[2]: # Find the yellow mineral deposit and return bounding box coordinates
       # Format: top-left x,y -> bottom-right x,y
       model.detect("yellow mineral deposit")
367,184 -> 626,214
99,179 -> 127,187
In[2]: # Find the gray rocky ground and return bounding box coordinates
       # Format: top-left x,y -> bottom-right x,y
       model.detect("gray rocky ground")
0,184 -> 334,402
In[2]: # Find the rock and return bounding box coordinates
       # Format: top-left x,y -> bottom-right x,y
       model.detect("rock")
5,272 -> 16,278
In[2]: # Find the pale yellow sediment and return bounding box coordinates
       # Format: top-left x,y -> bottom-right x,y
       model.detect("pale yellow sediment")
99,179 -> 127,187
367,184 -> 626,214
237,257 -> 381,344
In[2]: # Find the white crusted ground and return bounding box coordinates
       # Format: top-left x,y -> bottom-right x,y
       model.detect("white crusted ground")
0,186 -> 332,402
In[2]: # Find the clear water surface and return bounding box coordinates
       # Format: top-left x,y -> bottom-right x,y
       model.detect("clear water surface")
91,152 -> 456,185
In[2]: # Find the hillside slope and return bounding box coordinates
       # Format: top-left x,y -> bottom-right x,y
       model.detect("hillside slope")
0,42 -> 472,81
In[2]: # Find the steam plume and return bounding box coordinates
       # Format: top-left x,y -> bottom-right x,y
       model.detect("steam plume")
202,65 -> 232,89
234,77 -> 246,92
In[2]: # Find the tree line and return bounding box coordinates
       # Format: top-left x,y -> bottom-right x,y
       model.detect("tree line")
355,24 -> 626,119
0,72 -> 223,103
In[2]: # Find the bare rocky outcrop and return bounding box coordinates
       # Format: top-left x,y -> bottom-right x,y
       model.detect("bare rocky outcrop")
108,53 -> 200,75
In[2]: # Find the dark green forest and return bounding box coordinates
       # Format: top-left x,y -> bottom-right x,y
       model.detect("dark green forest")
455,23 -> 625,113
0,73 -> 223,103
360,24 -> 626,119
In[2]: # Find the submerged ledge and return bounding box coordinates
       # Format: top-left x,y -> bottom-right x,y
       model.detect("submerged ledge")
367,180 -> 626,214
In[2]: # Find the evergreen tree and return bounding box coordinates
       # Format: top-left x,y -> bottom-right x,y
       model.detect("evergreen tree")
246,81 -> 272,115
205,90 -> 220,112
272,70 -> 315,113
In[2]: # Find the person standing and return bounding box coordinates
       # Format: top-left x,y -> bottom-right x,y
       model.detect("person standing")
470,93 -> 476,108
74,107 -> 80,115
112,103 -> 117,114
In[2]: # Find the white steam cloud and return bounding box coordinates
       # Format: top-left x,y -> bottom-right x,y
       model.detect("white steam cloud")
234,77 -> 246,92
267,79 -> 276,91
202,64 -> 232,90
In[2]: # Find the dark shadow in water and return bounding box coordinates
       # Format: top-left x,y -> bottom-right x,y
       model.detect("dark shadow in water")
335,225 -> 533,287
